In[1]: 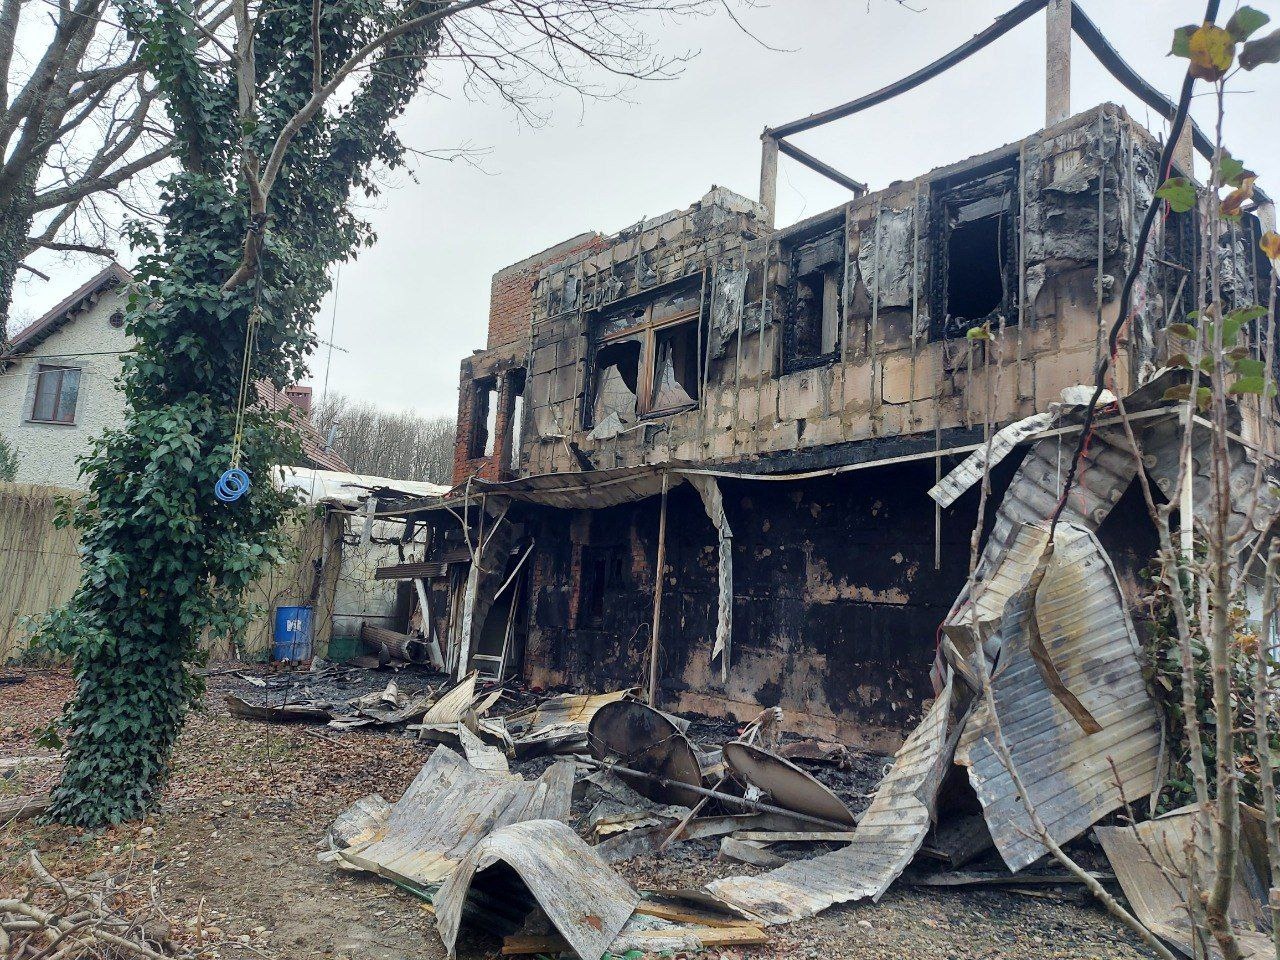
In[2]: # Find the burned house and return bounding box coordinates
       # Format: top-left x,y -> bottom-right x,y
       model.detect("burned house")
308,6 -> 1280,950
389,98 -> 1265,754
360,1 -> 1277,765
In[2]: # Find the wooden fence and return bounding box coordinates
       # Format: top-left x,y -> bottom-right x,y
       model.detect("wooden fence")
0,482 -> 339,664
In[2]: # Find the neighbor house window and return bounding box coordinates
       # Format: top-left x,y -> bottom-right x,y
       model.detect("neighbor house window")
30,365 -> 81,424
586,280 -> 704,429
931,159 -> 1018,339
781,224 -> 844,372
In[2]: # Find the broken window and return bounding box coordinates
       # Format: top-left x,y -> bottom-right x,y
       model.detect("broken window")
650,321 -> 699,412
931,161 -> 1018,339
469,378 -> 498,458
591,338 -> 641,434
585,279 -> 705,431
578,543 -> 627,626
782,225 -> 844,372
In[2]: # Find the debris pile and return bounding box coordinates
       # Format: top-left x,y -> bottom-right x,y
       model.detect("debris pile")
2,851 -> 179,960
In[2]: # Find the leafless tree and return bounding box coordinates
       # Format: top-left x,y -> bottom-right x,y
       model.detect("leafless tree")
0,0 -> 231,341
313,392 -> 455,484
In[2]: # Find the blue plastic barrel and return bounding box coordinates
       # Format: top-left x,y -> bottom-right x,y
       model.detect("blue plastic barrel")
273,605 -> 313,661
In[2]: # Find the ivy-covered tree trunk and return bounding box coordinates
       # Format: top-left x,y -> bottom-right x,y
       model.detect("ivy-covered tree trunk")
0,190 -> 33,345
43,0 -> 443,827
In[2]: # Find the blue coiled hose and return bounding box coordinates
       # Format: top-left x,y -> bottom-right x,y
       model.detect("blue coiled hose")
215,467 -> 251,503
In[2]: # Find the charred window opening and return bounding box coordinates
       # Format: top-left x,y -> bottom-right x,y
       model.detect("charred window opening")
585,279 -> 705,430
504,369 -> 526,473
932,160 -> 1018,340
782,225 -> 844,372
1161,207 -> 1199,325
947,214 -> 1007,321
651,320 -> 699,412
578,543 -> 627,626
469,378 -> 498,458
591,338 -> 641,430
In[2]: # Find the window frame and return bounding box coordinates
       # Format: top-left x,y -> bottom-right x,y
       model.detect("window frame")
586,282 -> 704,426
929,158 -> 1020,341
28,364 -> 82,425
779,221 -> 846,375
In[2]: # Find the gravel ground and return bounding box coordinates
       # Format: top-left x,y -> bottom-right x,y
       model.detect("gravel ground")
2,665 -> 1159,960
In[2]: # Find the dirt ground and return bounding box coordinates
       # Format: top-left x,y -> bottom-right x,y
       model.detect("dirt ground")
1,665 -> 1159,960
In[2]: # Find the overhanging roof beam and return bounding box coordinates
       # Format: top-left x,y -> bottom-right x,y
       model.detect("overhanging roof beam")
774,139 -> 867,196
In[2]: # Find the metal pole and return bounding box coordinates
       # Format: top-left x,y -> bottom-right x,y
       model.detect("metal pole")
647,471 -> 670,706
579,757 -> 855,831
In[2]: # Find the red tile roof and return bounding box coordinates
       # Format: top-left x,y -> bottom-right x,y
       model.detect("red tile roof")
256,380 -> 350,472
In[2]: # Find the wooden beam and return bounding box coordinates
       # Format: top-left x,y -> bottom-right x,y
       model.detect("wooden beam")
646,471 -> 670,705
502,925 -> 769,955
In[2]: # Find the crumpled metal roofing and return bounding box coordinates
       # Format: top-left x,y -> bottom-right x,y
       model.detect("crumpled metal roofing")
434,819 -> 639,960
275,466 -> 448,507
981,425 -> 1138,571
929,412 -> 1055,508
956,521 -> 1161,872
705,674 -> 954,924
337,746 -> 573,888
1142,414 -> 1278,550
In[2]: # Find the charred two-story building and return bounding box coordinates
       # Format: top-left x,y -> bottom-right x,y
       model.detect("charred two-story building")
383,8 -> 1274,752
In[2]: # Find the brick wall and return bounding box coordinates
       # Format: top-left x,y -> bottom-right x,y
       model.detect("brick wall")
485,232 -> 602,350
453,231 -> 605,484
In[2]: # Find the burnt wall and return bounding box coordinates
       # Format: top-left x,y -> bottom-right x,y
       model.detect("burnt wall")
521,459 -> 1010,751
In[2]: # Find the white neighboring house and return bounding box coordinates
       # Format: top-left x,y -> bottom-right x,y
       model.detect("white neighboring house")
0,264 -> 134,487
0,263 -> 348,489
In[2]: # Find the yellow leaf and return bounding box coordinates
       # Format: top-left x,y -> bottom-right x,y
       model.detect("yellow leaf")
1221,176 -> 1256,216
1262,231 -> 1280,261
1189,23 -> 1236,79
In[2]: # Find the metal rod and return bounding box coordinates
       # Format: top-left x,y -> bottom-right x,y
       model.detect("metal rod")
775,139 -> 867,195
646,471 -> 670,706
580,757 -> 855,831
767,0 -> 1050,140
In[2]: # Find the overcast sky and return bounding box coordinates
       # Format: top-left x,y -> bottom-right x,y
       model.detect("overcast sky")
13,0 -> 1279,419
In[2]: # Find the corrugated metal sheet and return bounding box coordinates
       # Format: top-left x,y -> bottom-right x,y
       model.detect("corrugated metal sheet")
705,675 -> 954,924
980,425 -> 1138,571
956,521 -> 1161,872
1096,804 -> 1273,959
929,412 -> 1055,508
449,464 -> 693,510
337,747 -> 573,887
510,689 -> 632,755
435,819 -> 639,960
1142,415 -> 1277,549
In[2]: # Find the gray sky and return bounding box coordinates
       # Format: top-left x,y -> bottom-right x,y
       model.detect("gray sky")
14,0 -> 1279,419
